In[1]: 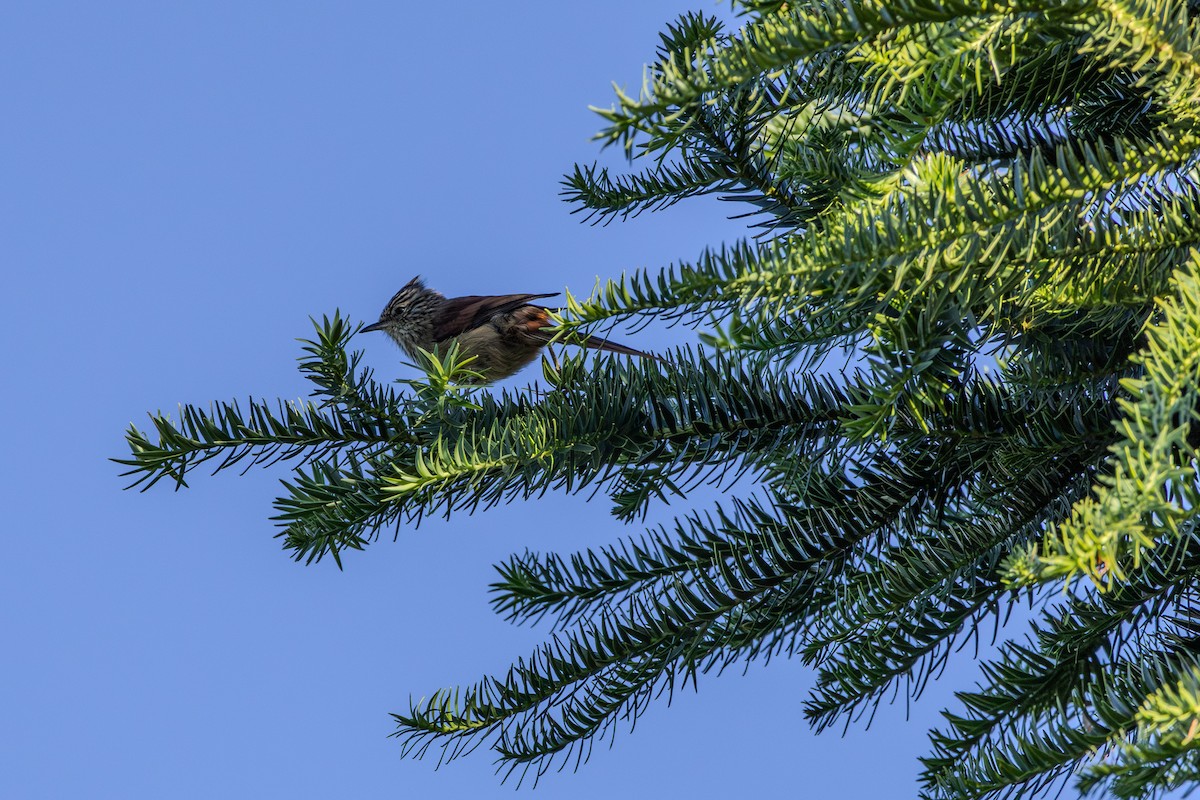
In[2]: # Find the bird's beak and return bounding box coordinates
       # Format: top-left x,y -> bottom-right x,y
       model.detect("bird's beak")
361,320 -> 387,333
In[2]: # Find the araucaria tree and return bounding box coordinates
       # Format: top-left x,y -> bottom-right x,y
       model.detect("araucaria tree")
119,2 -> 1200,797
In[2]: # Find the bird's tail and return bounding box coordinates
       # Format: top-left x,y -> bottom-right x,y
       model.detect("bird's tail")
578,334 -> 666,363
526,313 -> 665,363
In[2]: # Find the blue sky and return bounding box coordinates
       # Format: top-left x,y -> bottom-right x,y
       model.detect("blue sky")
4,3 -> 1028,798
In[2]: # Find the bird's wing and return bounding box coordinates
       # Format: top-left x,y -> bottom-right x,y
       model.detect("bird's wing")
432,293 -> 558,341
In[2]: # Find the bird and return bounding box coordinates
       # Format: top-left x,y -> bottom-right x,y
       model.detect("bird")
361,277 -> 661,384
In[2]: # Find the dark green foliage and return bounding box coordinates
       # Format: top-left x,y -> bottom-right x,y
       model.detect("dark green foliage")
120,1 -> 1200,796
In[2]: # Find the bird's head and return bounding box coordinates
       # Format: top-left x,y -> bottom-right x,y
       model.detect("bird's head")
361,277 -> 444,356
363,276 -> 435,333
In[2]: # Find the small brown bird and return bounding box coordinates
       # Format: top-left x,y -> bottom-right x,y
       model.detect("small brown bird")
362,277 -> 659,383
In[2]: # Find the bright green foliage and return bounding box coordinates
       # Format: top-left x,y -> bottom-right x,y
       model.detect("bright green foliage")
120,1 -> 1200,797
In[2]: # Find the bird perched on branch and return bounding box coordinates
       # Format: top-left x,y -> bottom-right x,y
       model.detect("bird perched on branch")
362,277 -> 661,384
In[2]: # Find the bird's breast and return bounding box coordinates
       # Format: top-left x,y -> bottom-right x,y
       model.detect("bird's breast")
439,308 -> 547,382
